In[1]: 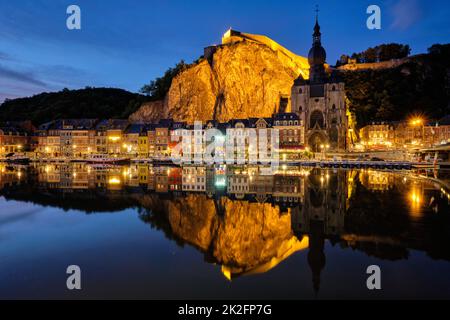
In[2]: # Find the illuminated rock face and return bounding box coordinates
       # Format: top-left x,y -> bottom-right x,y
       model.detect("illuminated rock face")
129,100 -> 166,123
132,32 -> 310,123
168,42 -> 302,122
167,60 -> 218,122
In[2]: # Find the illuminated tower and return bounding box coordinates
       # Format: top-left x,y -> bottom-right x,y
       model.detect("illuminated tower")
291,10 -> 348,152
308,13 -> 327,84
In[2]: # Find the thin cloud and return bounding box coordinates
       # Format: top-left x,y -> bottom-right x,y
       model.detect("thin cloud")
0,64 -> 47,87
0,91 -> 21,103
0,63 -> 92,103
0,51 -> 13,61
38,64 -> 89,87
390,0 -> 422,30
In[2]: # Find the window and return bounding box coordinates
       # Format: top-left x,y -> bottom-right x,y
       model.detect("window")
298,88 -> 303,94
310,110 -> 325,129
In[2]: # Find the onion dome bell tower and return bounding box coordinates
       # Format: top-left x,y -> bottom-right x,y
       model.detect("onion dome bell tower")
308,12 -> 327,84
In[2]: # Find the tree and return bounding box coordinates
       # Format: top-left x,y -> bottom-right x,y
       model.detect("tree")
378,44 -> 410,61
140,60 -> 190,100
428,44 -> 450,60
339,54 -> 350,65
351,52 -> 362,63
363,47 -> 378,63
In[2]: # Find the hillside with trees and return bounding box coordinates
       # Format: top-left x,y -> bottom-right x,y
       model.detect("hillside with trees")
341,44 -> 450,129
0,87 -> 149,125
337,43 -> 411,66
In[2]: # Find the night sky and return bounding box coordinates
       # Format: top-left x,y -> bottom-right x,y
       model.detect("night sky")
0,0 -> 449,102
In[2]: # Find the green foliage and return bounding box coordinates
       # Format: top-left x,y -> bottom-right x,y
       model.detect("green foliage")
342,44 -> 450,128
140,60 -> 190,100
0,87 -> 149,125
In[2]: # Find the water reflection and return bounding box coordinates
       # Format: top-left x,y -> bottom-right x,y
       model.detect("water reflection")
1,163 -> 450,293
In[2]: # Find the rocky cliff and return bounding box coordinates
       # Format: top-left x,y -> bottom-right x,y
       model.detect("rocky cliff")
130,31 -> 311,123
128,100 -> 166,123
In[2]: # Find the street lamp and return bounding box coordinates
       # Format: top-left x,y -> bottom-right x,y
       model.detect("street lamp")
409,118 -> 423,126
409,117 -> 425,147
320,144 -> 325,160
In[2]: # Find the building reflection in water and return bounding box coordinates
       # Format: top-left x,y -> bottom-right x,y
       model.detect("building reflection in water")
1,163 -> 450,294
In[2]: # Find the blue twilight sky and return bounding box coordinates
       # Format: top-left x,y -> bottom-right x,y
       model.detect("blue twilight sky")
0,0 -> 449,103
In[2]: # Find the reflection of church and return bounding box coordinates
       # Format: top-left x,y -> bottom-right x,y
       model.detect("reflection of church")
291,14 -> 348,152
291,169 -> 348,294
292,170 -> 347,236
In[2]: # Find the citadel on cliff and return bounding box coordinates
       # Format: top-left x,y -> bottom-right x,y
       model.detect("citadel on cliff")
206,14 -> 349,152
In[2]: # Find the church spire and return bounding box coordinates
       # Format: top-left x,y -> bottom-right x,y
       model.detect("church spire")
308,5 -> 327,84
313,5 -> 321,46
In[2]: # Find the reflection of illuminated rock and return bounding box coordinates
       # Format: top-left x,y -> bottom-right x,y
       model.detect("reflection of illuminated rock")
167,194 -> 217,251
165,194 -> 306,278
222,236 -> 309,279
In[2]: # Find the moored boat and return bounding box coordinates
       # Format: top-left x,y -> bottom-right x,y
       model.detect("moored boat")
86,154 -> 130,164
3,156 -> 30,164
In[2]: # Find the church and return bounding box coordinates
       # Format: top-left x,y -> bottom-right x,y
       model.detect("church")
291,14 -> 348,152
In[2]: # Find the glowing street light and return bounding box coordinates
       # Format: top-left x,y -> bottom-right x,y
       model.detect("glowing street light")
409,117 -> 425,146
109,136 -> 120,142
409,118 -> 424,126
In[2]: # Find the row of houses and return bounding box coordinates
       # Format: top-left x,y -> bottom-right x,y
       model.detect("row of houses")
359,116 -> 450,150
0,121 -> 34,156
1,113 -> 305,160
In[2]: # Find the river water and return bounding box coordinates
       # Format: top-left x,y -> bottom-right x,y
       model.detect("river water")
0,163 -> 449,299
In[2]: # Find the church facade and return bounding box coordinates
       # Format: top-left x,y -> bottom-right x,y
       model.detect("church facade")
291,16 -> 348,152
